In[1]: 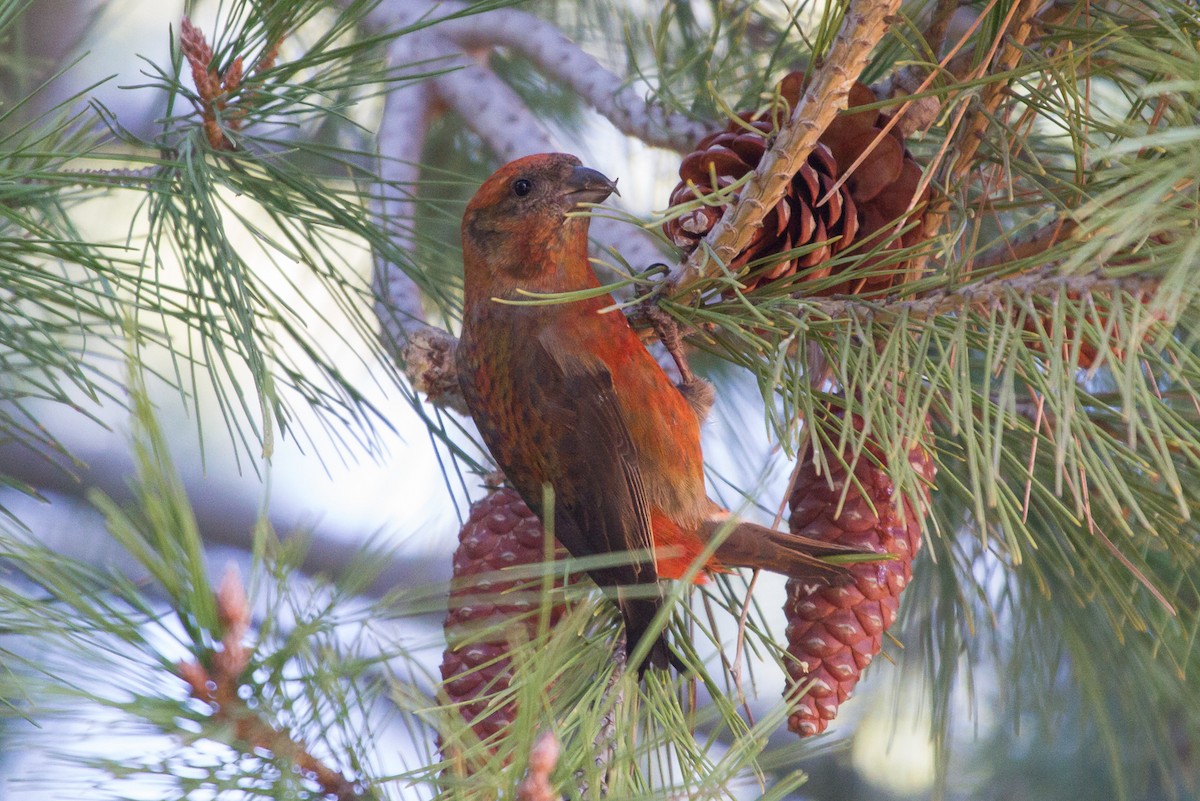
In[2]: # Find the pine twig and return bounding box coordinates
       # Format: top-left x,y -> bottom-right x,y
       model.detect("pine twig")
2,166 -> 169,206
179,17 -> 240,150
870,0 -> 962,138
667,0 -> 902,291
517,732 -> 560,801
178,16 -> 287,151
870,0 -> 1014,141
176,567 -> 369,801
583,660 -> 621,797
61,166 -> 167,188
922,0 -> 961,58
430,43 -> 558,162
797,268 -> 1161,321
907,0 -> 1049,278
179,17 -> 228,150
946,0 -> 1041,180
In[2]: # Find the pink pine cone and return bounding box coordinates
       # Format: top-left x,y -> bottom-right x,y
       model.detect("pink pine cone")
784,432 -> 935,737
441,488 -> 568,746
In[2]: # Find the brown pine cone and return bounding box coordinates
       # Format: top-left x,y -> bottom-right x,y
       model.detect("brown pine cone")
440,488 -> 569,747
783,417 -> 935,737
664,73 -> 928,295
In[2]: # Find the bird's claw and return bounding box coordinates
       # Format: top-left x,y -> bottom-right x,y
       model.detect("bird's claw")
643,305 -> 694,384
633,287 -> 716,422
631,269 -> 693,386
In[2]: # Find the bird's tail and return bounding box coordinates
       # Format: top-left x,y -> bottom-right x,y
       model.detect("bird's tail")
708,518 -> 856,580
615,588 -> 684,675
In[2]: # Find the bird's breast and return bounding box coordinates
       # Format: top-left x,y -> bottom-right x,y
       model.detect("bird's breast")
579,311 -> 709,526
457,312 -> 556,497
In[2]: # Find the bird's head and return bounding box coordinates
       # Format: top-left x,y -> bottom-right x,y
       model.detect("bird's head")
464,153 -> 618,231
461,153 -> 618,283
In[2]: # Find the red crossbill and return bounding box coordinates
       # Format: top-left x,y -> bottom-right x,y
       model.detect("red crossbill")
456,153 -> 846,670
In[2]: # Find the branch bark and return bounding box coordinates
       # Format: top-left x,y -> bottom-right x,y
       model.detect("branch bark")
372,30 -> 436,355
972,218 -> 1078,272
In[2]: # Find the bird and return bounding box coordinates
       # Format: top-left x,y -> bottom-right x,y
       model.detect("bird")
456,152 -> 849,672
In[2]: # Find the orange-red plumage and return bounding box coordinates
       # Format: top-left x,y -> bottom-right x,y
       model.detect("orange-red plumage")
456,153 -> 847,670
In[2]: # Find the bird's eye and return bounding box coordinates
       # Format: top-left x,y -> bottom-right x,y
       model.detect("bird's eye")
513,178 -> 533,197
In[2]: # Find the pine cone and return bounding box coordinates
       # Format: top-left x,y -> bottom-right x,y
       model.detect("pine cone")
664,73 -> 928,295
783,415 -> 935,737
440,488 -> 570,747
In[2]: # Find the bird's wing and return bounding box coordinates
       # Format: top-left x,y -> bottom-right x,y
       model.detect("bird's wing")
534,327 -> 657,586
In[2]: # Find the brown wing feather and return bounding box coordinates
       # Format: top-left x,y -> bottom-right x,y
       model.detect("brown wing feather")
535,329 -> 674,671
534,328 -> 656,583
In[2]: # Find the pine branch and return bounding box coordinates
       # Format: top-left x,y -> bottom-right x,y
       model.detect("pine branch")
433,57 -> 557,161
0,437 -> 449,600
178,16 -> 284,151
372,25 -> 441,353
435,5 -> 711,152
180,17 -> 235,151
920,0 -> 960,59
177,567 -> 371,801
911,0 -> 1046,275
947,0 -> 1041,180
869,0 -> 1004,142
795,267 -> 1162,321
667,0 -> 903,290
55,165 -> 167,188
869,0 -> 962,138
360,0 -> 710,151
971,217 -> 1078,272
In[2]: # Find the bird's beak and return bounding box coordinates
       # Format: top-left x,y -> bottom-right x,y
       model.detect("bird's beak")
565,166 -> 619,206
